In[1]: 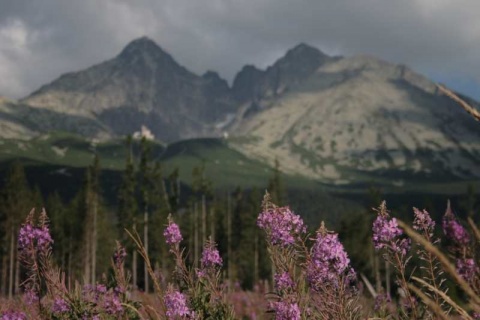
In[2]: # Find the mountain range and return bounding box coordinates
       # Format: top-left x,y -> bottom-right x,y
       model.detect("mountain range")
1,36 -> 480,187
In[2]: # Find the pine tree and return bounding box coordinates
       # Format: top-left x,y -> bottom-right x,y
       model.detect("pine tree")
47,192 -> 68,269
139,136 -> 152,292
149,162 -> 170,277
118,135 -> 137,239
0,161 -> 33,297
117,135 -> 138,289
267,158 -> 286,206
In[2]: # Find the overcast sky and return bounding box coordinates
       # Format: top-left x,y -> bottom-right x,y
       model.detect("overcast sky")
0,0 -> 479,100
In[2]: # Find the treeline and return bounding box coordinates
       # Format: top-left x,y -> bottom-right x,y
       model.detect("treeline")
0,136 -> 287,296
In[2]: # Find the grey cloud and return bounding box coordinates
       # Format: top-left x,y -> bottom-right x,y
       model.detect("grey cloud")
0,0 -> 478,99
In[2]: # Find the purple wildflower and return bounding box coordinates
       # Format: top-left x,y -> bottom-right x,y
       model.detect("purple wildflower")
274,272 -> 295,291
164,288 -> 192,319
164,220 -> 183,245
201,241 -> 222,268
18,223 -> 53,253
0,311 -> 27,320
103,293 -> 124,315
456,258 -> 478,283
52,298 -> 70,314
307,224 -> 353,289
113,243 -> 127,266
413,208 -> 435,232
257,206 -> 306,246
374,292 -> 392,312
442,205 -> 470,246
23,288 -> 39,305
18,223 -> 36,249
372,204 -> 411,255
35,226 -> 53,250
372,216 -> 402,250
269,301 -> 301,320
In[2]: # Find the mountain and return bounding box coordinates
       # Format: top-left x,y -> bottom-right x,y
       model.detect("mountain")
21,37 -> 237,142
228,55 -> 480,186
1,37 -> 480,189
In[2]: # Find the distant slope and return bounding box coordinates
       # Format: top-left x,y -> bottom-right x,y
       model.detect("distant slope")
0,133 -> 317,190
159,138 -> 319,189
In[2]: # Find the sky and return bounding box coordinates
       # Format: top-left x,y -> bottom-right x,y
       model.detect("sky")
0,0 -> 479,100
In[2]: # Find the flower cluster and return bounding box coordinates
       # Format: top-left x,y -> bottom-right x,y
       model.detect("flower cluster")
257,206 -> 306,246
113,244 -> 127,266
200,241 -> 223,269
18,223 -> 53,252
374,292 -> 392,312
274,272 -> 295,292
413,208 -> 435,232
372,206 -> 410,256
164,287 -> 193,319
307,225 -> 354,289
103,294 -> 124,315
23,288 -> 39,305
372,216 -> 403,250
81,284 -> 124,316
0,311 -> 27,320
164,220 -> 183,245
52,298 -> 70,314
269,300 -> 301,320
456,258 -> 478,283
442,210 -> 470,246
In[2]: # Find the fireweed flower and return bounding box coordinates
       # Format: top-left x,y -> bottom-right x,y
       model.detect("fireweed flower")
274,272 -> 295,291
18,223 -> 36,249
103,293 -> 124,315
0,311 -> 27,320
23,288 -> 39,305
372,216 -> 402,250
113,243 -> 127,266
374,292 -> 392,312
52,298 -> 70,314
372,203 -> 410,255
307,223 -> 354,289
18,223 -> 53,252
164,287 -> 192,319
201,240 -> 222,269
269,300 -> 301,320
456,258 -> 478,283
164,218 -> 183,245
257,206 -> 306,246
442,205 -> 470,246
413,208 -> 435,232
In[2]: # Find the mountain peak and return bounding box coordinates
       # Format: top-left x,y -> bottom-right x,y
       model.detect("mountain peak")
118,36 -> 172,61
280,43 -> 329,63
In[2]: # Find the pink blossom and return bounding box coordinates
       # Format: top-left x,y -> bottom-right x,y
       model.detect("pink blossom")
164,221 -> 183,245
257,206 -> 306,246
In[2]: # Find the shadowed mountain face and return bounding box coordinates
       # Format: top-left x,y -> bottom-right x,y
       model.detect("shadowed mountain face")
231,43 -> 335,103
22,37 -> 238,142
1,37 -> 480,186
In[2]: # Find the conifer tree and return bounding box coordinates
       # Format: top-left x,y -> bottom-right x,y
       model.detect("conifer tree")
0,161 -> 32,297
118,135 -> 137,239
47,191 -> 68,269
139,136 -> 152,292
117,135 -> 138,288
267,158 -> 286,206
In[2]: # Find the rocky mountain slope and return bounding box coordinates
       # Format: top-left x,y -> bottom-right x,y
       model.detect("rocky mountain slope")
228,55 -> 480,184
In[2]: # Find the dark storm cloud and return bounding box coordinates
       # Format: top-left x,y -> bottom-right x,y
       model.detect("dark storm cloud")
0,0 -> 479,99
